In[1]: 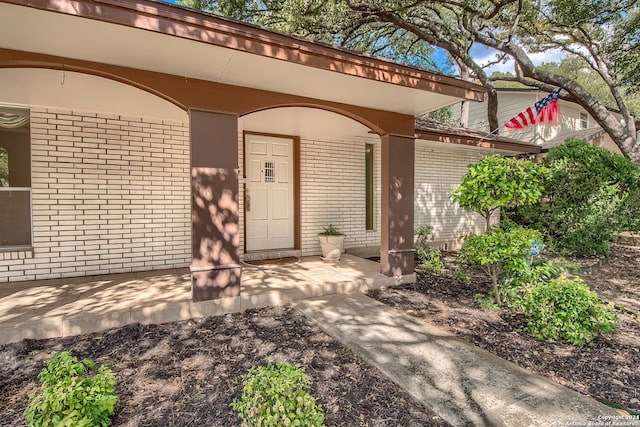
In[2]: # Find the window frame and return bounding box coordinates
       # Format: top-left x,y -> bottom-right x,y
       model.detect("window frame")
580,112 -> 588,129
365,143 -> 374,231
0,107 -> 32,250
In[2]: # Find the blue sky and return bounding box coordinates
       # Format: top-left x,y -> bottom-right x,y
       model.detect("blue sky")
470,44 -> 565,74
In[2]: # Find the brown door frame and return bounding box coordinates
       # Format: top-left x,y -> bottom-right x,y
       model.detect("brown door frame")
242,131 -> 301,254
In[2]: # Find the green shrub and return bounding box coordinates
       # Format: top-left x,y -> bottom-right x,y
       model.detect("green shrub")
474,293 -> 500,311
501,260 -> 567,310
24,351 -> 118,427
451,268 -> 469,285
524,277 -> 617,345
451,154 -> 548,231
459,222 -> 541,305
231,361 -> 326,427
415,225 -> 444,274
508,139 -> 640,256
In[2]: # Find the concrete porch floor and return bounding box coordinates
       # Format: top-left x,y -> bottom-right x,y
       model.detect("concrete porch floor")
0,254 -> 414,345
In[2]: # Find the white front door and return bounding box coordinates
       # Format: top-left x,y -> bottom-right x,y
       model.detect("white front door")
245,134 -> 295,251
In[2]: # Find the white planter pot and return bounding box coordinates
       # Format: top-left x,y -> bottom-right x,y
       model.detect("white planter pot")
318,235 -> 345,260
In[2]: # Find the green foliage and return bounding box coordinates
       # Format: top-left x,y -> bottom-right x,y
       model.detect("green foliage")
181,0 -> 639,159
509,139 -> 640,256
425,106 -> 457,124
451,155 -> 548,231
451,268 -> 469,285
501,259 -> 573,310
0,147 -> 8,187
231,362 -> 326,427
474,293 -> 500,311
24,351 -> 118,427
524,277 -> 617,345
460,223 -> 542,305
415,225 -> 444,274
318,224 -> 342,236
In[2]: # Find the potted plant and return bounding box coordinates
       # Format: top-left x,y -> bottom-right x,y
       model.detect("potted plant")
318,224 -> 345,260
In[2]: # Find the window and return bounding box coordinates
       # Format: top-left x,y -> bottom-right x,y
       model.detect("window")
580,112 -> 588,129
365,144 -> 374,230
0,108 -> 31,248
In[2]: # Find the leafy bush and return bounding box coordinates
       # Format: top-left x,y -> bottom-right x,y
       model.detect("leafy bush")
501,259 -> 574,310
451,268 -> 469,285
474,293 -> 500,311
415,225 -> 444,274
524,277 -> 617,345
509,139 -> 640,256
451,155 -> 548,231
24,351 -> 118,427
231,361 -> 326,427
459,222 -> 541,305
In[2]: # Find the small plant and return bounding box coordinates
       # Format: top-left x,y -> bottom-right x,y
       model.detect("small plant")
231,361 -> 326,427
459,222 -> 542,305
24,351 -> 118,427
474,293 -> 500,311
451,268 -> 469,285
524,277 -> 618,345
415,225 -> 444,274
319,224 -> 343,236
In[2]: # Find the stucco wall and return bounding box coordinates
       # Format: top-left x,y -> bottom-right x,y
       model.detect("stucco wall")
414,142 -> 497,250
0,107 -> 190,282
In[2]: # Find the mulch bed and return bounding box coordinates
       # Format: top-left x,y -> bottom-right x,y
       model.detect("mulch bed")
368,244 -> 640,414
0,307 -> 449,426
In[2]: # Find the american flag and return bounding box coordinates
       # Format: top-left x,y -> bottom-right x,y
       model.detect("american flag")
504,87 -> 562,130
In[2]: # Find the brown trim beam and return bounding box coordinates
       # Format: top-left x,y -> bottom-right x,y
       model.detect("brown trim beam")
0,48 -> 416,136
416,130 -> 542,153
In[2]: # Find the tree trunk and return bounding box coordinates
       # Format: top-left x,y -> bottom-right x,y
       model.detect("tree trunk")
486,87 -> 500,134
460,100 -> 470,128
491,271 -> 502,306
475,35 -> 640,165
457,59 -> 471,127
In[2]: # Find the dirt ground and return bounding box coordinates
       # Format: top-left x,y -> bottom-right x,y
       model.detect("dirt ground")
1,245 -> 638,426
0,307 -> 449,426
369,244 -> 640,414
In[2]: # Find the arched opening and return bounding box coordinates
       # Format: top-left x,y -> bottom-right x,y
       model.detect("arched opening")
0,69 -> 191,280
241,104 -> 384,136
0,68 -> 187,122
239,106 -> 381,258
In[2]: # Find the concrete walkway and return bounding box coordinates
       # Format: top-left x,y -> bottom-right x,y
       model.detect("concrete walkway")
0,255 -> 413,345
294,293 -> 631,427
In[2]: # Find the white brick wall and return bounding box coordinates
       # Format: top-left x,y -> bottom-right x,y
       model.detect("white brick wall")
2,108 -> 503,282
300,137 -> 381,256
238,134 -> 380,257
414,143 -> 497,249
0,107 -> 190,282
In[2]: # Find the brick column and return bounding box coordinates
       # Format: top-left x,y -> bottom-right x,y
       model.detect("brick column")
189,110 -> 241,301
380,134 -> 415,276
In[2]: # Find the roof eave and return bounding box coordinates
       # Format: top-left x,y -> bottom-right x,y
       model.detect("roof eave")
415,129 -> 542,153
0,0 -> 485,102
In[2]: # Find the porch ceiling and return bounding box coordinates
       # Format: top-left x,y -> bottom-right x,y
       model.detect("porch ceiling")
0,0 -> 484,116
